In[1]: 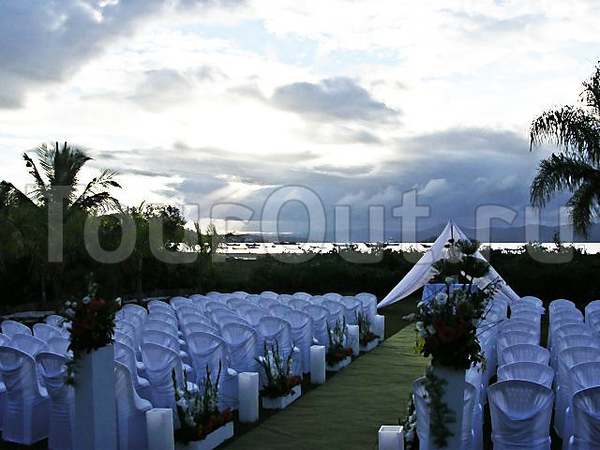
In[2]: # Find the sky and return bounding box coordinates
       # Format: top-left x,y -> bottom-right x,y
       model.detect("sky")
1,0 -> 599,241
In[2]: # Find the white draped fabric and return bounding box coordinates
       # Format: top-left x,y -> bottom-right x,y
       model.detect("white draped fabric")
378,220 -> 520,308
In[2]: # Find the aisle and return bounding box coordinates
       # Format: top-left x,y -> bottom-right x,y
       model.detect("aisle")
224,325 -> 428,450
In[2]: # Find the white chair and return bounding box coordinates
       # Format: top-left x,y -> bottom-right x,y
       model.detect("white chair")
122,303 -> 147,318
289,298 -> 311,311
142,329 -> 190,369
270,304 -> 293,319
487,380 -> 554,450
497,362 -> 554,389
220,323 -> 259,374
556,346 -> 600,437
356,292 -> 378,320
566,386 -> 600,449
284,310 -> 314,374
186,332 -> 237,410
143,320 -> 185,348
293,292 -> 312,301
303,305 -> 329,347
570,361 -> 600,393
169,296 -> 193,310
36,352 -> 74,450
321,300 -> 345,329
44,315 -> 66,328
340,296 -> 362,326
231,291 -> 249,299
11,334 -> 47,357
227,297 -> 249,310
114,361 -> 152,450
242,308 -> 268,328
0,346 -> 49,445
501,344 -> 550,366
147,311 -> 178,329
257,317 -> 301,378
324,292 -> 342,301
258,296 -> 279,310
550,299 -> 577,315
277,294 -> 294,305
412,377 -> 477,450
46,337 -> 71,357
33,323 -> 63,342
184,322 -> 219,338
141,343 -> 196,428
260,291 -> 279,300
1,320 -> 32,339
510,310 -> 541,325
115,342 -> 151,401
501,321 -> 540,343
205,302 -> 231,315
497,331 -> 538,365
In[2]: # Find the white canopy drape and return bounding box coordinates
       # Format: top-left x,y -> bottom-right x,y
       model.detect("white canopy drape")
377,221 -> 520,309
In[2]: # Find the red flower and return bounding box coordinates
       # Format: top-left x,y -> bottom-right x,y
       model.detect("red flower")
89,299 -> 105,313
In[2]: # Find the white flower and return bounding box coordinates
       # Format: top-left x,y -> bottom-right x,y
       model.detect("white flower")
415,321 -> 424,331
435,292 -> 448,306
115,297 -> 122,306
445,276 -> 455,285
82,296 -> 91,305
66,308 -> 75,316
176,398 -> 188,411
64,301 -> 72,308
419,329 -> 427,338
427,325 -> 436,335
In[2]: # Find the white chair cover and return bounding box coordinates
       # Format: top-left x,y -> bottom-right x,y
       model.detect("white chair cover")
340,296 -> 362,325
487,380 -> 553,450
569,386 -> 600,449
412,376 -> 476,450
114,361 -> 152,450
497,362 -> 554,389
114,330 -> 135,349
142,329 -> 189,368
115,319 -> 136,341
497,331 -> 538,365
556,346 -> 600,437
231,291 -> 249,298
36,352 -> 74,450
32,324 -> 63,343
11,334 -> 47,357
269,304 -> 293,319
356,292 -> 378,319
502,320 -> 540,342
147,311 -> 178,329
227,297 -> 249,310
220,323 -> 259,374
184,321 -> 219,337
115,342 -> 151,401
122,303 -> 147,318
303,305 -> 329,347
186,332 -> 237,410
141,343 -> 194,427
257,317 -> 300,379
242,308 -> 268,328
510,310 -> 541,325
260,291 -> 279,300
277,294 -> 294,305
0,346 -> 49,445
321,300 -> 345,329
284,310 -> 314,373
570,361 -> 600,393
1,320 -> 31,339
258,297 -> 279,310
501,344 -> 550,366
44,315 -> 66,328
289,298 -> 311,311
324,292 -> 342,301
293,292 -> 312,300
169,296 -> 193,310
147,302 -> 174,315
550,299 -> 576,315
46,337 -> 71,357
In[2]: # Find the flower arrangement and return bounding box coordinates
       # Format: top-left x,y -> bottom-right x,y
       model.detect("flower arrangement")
399,394 -> 417,450
326,318 -> 353,366
61,281 -> 120,384
405,239 -> 499,370
173,365 -> 233,445
356,311 -> 377,347
256,340 -> 302,399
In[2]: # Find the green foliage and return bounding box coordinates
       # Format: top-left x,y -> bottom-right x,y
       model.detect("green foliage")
424,367 -> 455,448
326,318 -> 352,366
356,311 -> 377,346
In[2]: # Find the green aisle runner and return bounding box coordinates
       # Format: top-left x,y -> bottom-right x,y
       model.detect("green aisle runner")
224,326 -> 428,450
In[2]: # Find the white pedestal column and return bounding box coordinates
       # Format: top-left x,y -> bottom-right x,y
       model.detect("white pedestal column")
379,425 -> 404,450
146,408 -> 175,450
72,345 -> 117,450
310,345 -> 326,385
347,325 -> 359,356
372,314 -> 385,340
238,372 -> 259,423
431,364 -> 466,450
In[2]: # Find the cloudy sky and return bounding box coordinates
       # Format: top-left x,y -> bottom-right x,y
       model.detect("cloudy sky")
1,0 -> 599,240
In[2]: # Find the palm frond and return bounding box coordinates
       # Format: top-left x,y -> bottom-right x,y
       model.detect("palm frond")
529,106 -> 600,164
530,154 -> 598,207
566,179 -> 600,238
71,191 -> 121,214
0,181 -> 36,209
581,62 -> 600,116
22,152 -> 48,203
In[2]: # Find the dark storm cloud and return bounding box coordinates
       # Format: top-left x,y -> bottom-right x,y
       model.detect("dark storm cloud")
271,77 -> 399,122
0,0 -> 243,108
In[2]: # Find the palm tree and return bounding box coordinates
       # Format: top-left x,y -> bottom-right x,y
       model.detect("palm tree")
530,62 -> 600,237
0,142 -> 121,302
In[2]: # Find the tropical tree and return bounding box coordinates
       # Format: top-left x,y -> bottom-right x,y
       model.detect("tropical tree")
0,142 -> 121,302
529,62 -> 600,237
